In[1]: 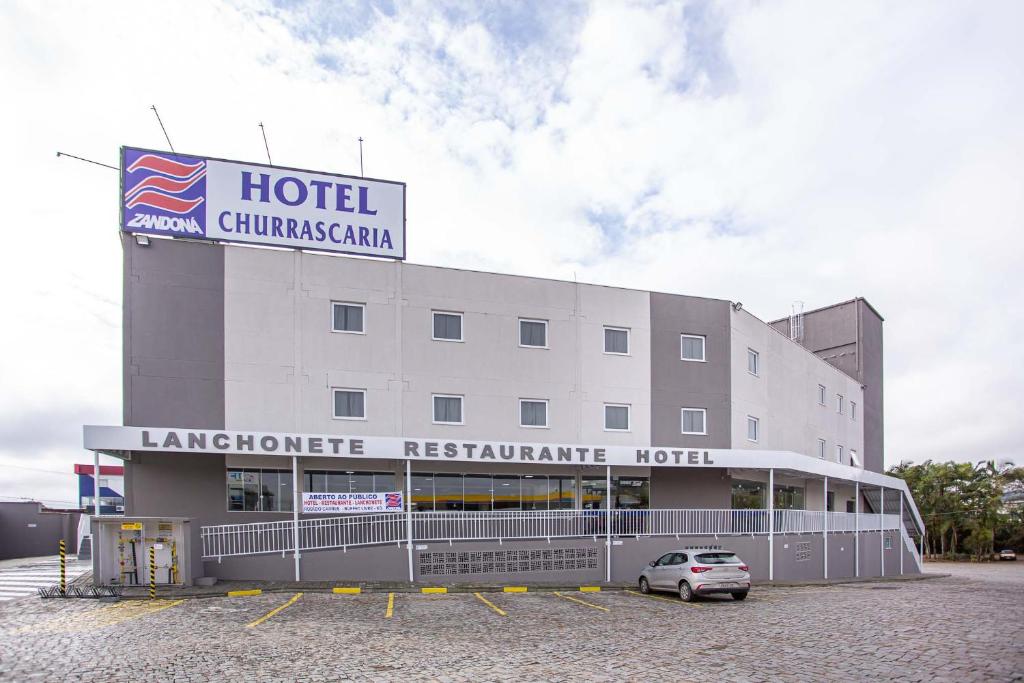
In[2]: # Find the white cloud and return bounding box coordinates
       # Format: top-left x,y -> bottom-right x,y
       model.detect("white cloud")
1,0 -> 1022,503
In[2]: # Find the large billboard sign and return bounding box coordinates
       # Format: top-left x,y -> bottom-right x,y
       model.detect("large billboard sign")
301,491 -> 404,514
120,146 -> 405,259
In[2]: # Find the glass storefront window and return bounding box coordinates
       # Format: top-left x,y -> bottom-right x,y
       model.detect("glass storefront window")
548,476 -> 576,509
581,477 -> 607,510
303,470 -> 397,494
410,474 -> 435,511
612,477 -> 649,509
434,474 -> 464,511
227,469 -> 292,511
774,484 -> 805,510
463,475 -> 493,511
731,480 -> 765,509
493,475 -> 521,510
520,475 -> 548,510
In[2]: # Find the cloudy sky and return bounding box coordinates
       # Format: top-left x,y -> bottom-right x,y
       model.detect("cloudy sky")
1,0 -> 1021,506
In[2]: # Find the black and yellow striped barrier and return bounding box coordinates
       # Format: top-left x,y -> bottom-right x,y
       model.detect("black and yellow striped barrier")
148,546 -> 156,600
58,540 -> 66,594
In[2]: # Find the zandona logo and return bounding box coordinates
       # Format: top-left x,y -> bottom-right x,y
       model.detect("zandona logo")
126,213 -> 203,235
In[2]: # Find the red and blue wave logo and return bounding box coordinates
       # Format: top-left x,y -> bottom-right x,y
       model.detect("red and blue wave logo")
385,493 -> 403,509
121,149 -> 206,236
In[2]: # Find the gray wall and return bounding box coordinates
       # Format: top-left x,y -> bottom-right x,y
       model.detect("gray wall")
858,302 -> 885,473
650,468 -> 731,508
123,236 -> 224,429
649,293 -> 731,449
0,502 -> 80,561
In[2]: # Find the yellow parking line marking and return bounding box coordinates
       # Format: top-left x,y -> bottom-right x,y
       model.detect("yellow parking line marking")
503,586 -> 528,593
626,589 -> 701,608
246,592 -> 302,628
421,587 -> 447,594
473,592 -> 507,616
385,592 -> 394,618
18,599 -> 186,634
553,591 -> 609,612
228,589 -> 262,597
579,586 -> 601,592
332,587 -> 361,594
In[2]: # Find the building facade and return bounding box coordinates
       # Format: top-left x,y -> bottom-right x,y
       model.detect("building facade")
75,464 -> 124,515
84,236 -> 923,586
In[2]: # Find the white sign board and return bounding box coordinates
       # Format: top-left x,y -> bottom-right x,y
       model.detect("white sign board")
302,491 -> 404,514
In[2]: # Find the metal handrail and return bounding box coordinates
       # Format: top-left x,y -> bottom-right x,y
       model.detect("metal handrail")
199,508 -> 906,559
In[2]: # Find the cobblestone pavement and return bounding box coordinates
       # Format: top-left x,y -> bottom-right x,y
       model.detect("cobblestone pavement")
0,563 -> 1021,682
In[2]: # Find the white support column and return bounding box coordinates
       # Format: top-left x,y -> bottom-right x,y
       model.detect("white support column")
93,449 -> 101,586
406,460 -> 414,583
854,481 -> 860,578
823,476 -> 828,580
880,486 -> 885,578
899,491 -> 904,575
605,465 -> 612,583
292,455 -> 300,581
768,468 -> 775,582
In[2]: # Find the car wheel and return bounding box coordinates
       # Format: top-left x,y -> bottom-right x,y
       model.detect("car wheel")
678,581 -> 693,602
639,577 -> 651,594
733,591 -> 748,601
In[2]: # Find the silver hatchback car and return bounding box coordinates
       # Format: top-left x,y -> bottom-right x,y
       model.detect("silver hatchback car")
639,550 -> 751,602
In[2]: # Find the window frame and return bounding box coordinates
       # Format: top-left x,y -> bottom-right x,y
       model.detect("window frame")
747,415 -> 760,443
817,438 -> 826,459
836,394 -> 845,415
818,384 -> 826,406
331,387 -> 367,421
680,333 -> 707,362
226,467 -> 294,513
747,348 -> 760,376
432,393 -> 465,426
518,398 -> 550,429
603,326 -> 631,356
680,407 -> 708,436
518,318 -> 549,349
836,444 -> 844,463
851,401 -> 857,421
331,301 -> 366,335
603,403 -> 631,432
431,310 -> 464,343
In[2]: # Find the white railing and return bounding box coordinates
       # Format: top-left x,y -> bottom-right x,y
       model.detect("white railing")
200,508 -> 905,559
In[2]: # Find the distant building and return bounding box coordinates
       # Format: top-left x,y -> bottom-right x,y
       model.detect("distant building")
74,464 -> 124,515
0,501 -> 81,561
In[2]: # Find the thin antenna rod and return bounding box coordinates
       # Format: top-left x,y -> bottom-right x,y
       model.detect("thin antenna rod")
259,122 -> 272,165
150,105 -> 175,152
55,152 -> 118,171
358,137 -> 364,176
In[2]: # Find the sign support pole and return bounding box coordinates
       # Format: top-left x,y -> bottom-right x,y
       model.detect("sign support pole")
406,460 -> 414,583
605,465 -> 612,583
93,449 -> 101,587
292,455 -> 300,582
880,486 -> 885,577
899,492 -> 904,575
768,468 -> 774,582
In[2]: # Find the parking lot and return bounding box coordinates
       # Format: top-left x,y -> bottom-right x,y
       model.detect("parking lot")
0,563 -> 1022,682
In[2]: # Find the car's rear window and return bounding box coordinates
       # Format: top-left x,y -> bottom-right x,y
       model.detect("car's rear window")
695,553 -> 741,565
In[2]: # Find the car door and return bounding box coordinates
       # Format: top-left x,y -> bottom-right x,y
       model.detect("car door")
650,553 -> 675,588
664,553 -> 687,588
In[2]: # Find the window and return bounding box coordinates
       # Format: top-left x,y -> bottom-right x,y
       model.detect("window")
747,348 -> 759,376
850,450 -> 859,467
884,535 -> 893,550
836,394 -> 844,414
836,445 -> 844,463
519,318 -> 547,348
846,500 -> 856,513
332,302 -> 364,333
410,474 -> 576,512
731,480 -> 765,509
851,401 -> 857,421
818,384 -> 826,405
432,311 -> 463,341
604,404 -> 630,431
747,415 -> 759,442
519,399 -> 548,428
583,475 -> 650,509
681,408 -> 707,435
433,394 -> 464,424
680,334 -> 706,361
304,470 -> 396,494
817,438 -> 826,459
826,491 -> 835,512
604,326 -> 629,355
227,468 -> 293,512
773,484 -> 805,510
332,389 -> 366,420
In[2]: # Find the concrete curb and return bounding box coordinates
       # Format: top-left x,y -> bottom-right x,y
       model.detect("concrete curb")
112,572 -> 946,600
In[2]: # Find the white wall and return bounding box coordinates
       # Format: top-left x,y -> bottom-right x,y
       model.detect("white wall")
730,309 -> 865,467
